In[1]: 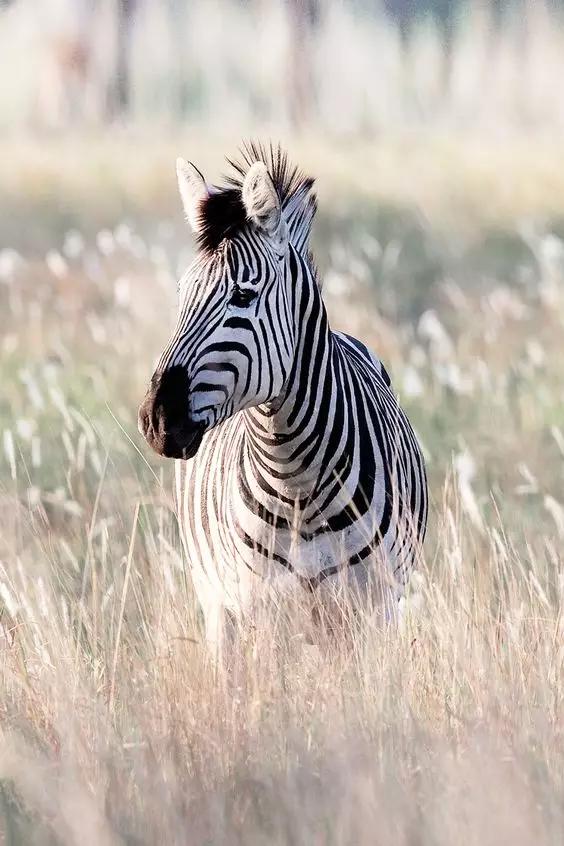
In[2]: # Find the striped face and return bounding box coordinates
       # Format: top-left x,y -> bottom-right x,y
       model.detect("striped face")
139,158 -> 296,460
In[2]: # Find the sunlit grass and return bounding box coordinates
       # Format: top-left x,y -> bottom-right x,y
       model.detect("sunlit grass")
0,143 -> 563,843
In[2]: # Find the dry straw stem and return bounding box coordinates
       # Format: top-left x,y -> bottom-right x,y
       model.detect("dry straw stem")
109,501 -> 140,714
0,474 -> 562,844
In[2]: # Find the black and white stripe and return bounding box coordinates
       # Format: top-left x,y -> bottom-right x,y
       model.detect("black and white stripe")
139,144 -> 428,648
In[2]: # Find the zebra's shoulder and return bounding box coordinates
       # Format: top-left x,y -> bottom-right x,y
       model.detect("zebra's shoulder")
334,331 -> 392,388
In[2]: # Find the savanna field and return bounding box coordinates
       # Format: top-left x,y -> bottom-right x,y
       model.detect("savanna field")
0,132 -> 563,844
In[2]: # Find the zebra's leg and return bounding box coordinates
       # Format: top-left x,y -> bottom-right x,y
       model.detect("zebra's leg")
199,599 -> 240,671
313,562 -> 402,640
201,600 -> 225,660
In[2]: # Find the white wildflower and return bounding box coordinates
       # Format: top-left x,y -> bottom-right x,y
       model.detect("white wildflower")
418,309 -> 454,359
149,245 -> 169,267
402,365 -> 424,398
0,582 -> 19,616
544,496 -> 564,540
114,276 -> 131,307
35,576 -> 49,619
62,229 -> 85,259
324,270 -> 348,297
360,233 -> 382,261
381,240 -> 401,274
15,418 -> 35,441
63,500 -> 83,517
434,362 -> 473,395
529,571 -> 550,610
409,345 -> 427,367
551,426 -> 564,457
129,234 -> 148,259
101,583 -> 115,612
69,408 -> 96,446
3,430 -> 16,480
446,508 -> 463,577
45,249 -> 68,279
350,256 -> 370,282
2,334 -> 18,355
454,449 -> 484,533
61,430 -> 75,463
86,314 -> 107,345
114,222 -> 133,249
515,463 -> 539,496
96,229 -> 115,256
49,386 -> 73,429
526,340 -> 545,368
487,286 -> 528,321
0,248 -> 23,282
26,486 -> 41,508
19,369 -> 44,410
31,437 -> 41,468
490,528 -> 509,564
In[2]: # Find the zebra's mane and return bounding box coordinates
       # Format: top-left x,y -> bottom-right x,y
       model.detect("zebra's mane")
197,142 -> 317,256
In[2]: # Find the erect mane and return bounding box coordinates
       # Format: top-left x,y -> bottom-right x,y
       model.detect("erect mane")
196,142 -> 317,255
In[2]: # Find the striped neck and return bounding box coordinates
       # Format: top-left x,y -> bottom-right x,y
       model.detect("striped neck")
243,248 -> 339,497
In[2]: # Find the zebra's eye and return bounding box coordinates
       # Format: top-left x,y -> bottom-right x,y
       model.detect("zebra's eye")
229,285 -> 258,308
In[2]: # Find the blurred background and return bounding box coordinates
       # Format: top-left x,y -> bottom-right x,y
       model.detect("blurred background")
3,0 -> 564,132
1,4 -> 564,843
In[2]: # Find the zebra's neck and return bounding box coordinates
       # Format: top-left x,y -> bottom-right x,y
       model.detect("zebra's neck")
243,248 -> 341,501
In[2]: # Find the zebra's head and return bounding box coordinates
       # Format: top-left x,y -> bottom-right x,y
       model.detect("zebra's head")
139,144 -> 317,459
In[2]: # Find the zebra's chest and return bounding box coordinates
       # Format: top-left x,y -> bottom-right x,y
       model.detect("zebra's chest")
175,416 -> 386,588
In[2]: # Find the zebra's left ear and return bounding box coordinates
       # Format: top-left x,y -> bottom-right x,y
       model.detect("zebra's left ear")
242,162 -> 286,243
176,158 -> 209,234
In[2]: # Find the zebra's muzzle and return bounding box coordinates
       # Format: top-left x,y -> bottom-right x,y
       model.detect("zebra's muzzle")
164,424 -> 205,460
139,414 -> 205,460
138,365 -> 205,460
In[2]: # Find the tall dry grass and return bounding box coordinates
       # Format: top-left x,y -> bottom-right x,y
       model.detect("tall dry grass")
0,472 -> 562,844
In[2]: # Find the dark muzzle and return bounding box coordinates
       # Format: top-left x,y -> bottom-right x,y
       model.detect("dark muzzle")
138,365 -> 205,460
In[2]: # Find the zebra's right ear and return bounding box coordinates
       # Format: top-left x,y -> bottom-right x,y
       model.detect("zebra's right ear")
176,158 -> 209,234
242,162 -> 284,242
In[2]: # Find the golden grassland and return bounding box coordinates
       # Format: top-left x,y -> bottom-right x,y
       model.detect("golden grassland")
0,135 -> 563,844
4,132 -> 564,238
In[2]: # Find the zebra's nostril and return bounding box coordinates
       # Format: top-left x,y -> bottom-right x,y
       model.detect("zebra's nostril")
138,397 -> 155,438
138,409 -> 149,437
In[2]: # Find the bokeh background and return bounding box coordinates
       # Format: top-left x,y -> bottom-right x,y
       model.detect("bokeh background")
4,0 -> 564,131
0,2 -> 563,844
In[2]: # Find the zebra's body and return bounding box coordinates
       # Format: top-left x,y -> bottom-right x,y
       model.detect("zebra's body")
139,144 -> 427,649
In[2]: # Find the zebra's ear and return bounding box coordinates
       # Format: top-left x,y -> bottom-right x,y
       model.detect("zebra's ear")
242,162 -> 284,241
176,158 -> 209,234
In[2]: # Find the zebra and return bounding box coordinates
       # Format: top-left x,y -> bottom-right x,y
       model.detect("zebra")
138,143 -> 428,652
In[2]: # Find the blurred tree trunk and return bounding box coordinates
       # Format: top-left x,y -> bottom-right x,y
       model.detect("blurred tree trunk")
166,0 -> 192,119
108,0 -> 138,120
287,0 -> 321,129
383,0 -> 458,100
432,1 -> 457,99
481,0 -> 535,89
383,0 -> 417,78
35,0 -> 101,128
